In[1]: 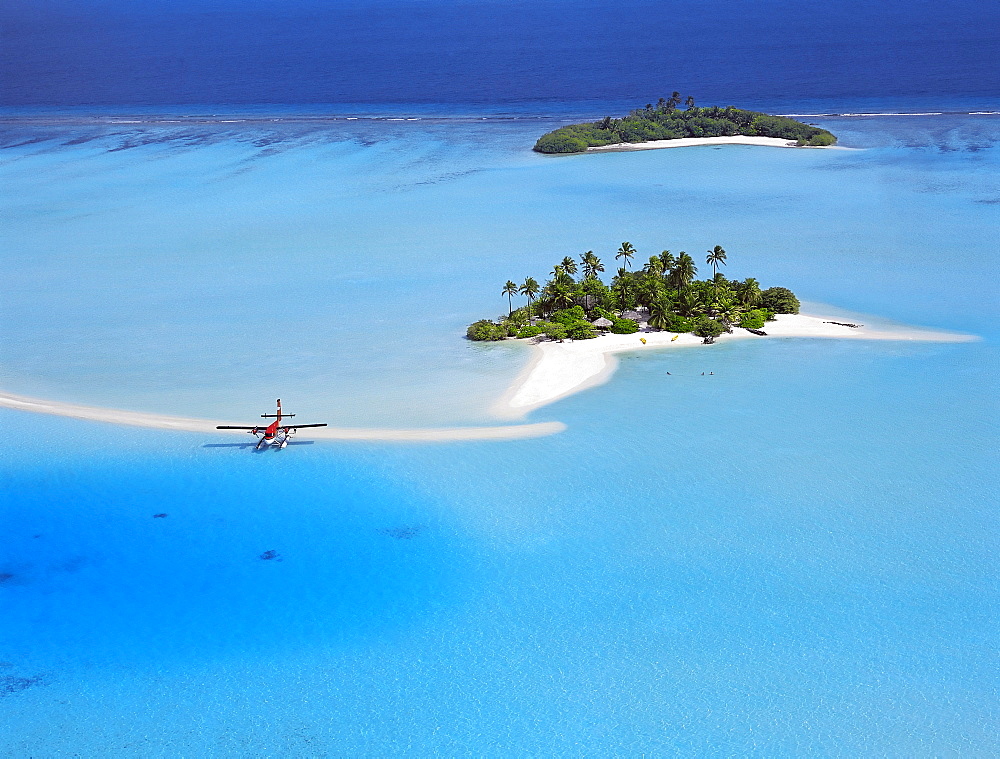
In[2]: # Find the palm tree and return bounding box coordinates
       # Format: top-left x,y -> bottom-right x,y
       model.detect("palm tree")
560,256 -> 578,278
676,290 -> 702,317
580,251 -> 604,280
713,296 -> 742,330
549,280 -> 576,310
706,245 -> 727,278
685,95 -> 696,109
659,250 -> 675,277
644,255 -> 663,277
519,277 -> 540,321
648,296 -> 673,331
612,283 -> 632,312
738,277 -> 762,308
616,241 -> 636,270
611,267 -> 633,312
636,276 -> 664,310
558,267 -> 575,286
502,280 -> 518,316
706,245 -> 727,297
671,252 -> 697,294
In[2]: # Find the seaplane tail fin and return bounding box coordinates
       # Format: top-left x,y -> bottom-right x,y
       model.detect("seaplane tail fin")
261,400 -> 295,419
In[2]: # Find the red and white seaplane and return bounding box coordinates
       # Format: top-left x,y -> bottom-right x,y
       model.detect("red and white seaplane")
217,399 -> 327,449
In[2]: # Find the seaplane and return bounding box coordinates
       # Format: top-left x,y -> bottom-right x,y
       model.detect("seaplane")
217,399 -> 327,449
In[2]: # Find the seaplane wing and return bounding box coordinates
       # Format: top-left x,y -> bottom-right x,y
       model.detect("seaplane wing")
214,401 -> 327,449
215,423 -> 327,430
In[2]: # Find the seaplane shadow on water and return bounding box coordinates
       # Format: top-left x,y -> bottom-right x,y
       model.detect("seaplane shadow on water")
202,441 -> 315,450
215,399 -> 327,450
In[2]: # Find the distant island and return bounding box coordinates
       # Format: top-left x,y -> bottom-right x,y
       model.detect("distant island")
533,94 -> 836,154
468,244 -> 801,344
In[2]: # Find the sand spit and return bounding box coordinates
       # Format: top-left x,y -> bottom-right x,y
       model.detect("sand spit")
0,391 -> 565,442
1,314 -> 973,438
496,312 -> 976,417
587,136 -> 850,152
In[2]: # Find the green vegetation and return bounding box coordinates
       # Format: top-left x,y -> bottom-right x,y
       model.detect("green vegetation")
466,319 -> 510,341
516,324 -> 546,339
467,244 -> 800,344
760,287 -> 801,314
738,308 -> 774,330
693,317 -> 727,344
533,95 -> 836,154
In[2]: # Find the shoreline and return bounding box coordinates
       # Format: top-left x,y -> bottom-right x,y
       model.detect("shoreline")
494,312 -> 976,417
0,391 -> 565,442
586,136 -> 848,152
1,312 -> 975,439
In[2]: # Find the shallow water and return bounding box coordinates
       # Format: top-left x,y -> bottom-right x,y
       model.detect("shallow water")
2,110 -> 998,424
1,110 -> 998,754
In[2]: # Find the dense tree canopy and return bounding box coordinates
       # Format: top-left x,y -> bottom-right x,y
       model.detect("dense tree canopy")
760,286 -> 801,314
468,244 -> 800,344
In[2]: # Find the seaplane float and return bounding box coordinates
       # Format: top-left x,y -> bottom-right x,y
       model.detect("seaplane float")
217,399 -> 327,449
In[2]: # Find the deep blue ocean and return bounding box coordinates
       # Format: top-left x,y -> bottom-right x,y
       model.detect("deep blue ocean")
2,1 -> 999,755
2,0 -> 1000,108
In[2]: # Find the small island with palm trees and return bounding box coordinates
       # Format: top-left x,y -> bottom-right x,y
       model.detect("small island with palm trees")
533,94 -> 836,154
468,243 -> 801,344
473,246 -> 974,418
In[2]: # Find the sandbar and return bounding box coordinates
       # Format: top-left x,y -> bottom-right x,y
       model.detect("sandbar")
587,136 -> 845,152
0,390 -> 565,442
1,313 -> 974,439
494,312 -> 975,417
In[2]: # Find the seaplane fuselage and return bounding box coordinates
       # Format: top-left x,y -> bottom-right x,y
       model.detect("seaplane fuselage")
216,399 -> 327,449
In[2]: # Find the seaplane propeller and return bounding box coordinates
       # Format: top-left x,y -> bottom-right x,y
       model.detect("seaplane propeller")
216,399 -> 327,449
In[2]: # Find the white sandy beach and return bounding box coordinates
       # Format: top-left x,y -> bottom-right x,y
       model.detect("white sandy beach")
0,391 -> 565,442
495,312 -> 976,417
587,136 -> 845,151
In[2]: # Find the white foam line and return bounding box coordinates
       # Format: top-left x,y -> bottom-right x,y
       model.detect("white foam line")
0,391 -> 565,443
781,112 -> 970,118
837,112 -> 945,117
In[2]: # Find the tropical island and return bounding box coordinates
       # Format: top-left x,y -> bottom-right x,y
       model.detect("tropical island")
533,94 -> 837,154
468,244 -> 974,418
468,244 -> 801,345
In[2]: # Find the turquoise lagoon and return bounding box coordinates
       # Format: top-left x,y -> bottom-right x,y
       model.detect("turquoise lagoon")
1,110 -> 998,754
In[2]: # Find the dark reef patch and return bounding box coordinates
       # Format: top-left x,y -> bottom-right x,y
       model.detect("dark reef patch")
0,675 -> 43,697
380,526 -> 426,540
153,513 -> 168,518
0,573 -> 15,585
259,550 -> 282,561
